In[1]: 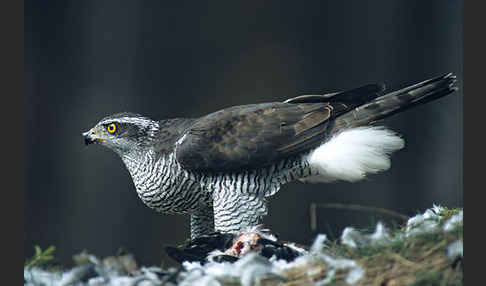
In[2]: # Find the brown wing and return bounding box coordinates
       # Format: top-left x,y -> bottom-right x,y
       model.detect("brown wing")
175,84 -> 385,172
174,102 -> 331,171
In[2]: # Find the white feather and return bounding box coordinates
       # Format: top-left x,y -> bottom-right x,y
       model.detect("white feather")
301,126 -> 404,183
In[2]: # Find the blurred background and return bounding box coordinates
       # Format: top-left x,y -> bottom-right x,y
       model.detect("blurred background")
25,0 -> 463,267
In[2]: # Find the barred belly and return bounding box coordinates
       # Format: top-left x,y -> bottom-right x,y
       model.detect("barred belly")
198,154 -> 314,233
198,154 -> 314,198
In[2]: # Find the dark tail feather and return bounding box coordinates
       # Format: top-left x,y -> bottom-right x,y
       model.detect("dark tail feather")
284,83 -> 385,107
329,83 -> 386,105
330,73 -> 458,133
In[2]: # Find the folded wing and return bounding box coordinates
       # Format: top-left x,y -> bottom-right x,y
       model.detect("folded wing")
175,84 -> 385,172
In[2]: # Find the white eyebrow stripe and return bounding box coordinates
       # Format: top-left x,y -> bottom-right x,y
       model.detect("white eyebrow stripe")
98,117 -> 160,136
100,117 -> 152,126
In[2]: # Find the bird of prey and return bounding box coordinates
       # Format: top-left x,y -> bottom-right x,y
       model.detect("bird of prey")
83,73 -> 457,240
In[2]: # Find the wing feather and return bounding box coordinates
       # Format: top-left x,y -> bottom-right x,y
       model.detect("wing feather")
175,102 -> 331,171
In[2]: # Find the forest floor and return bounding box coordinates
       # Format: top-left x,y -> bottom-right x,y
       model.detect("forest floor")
24,206 -> 463,286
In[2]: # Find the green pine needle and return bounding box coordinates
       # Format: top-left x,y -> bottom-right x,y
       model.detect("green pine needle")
25,245 -> 56,268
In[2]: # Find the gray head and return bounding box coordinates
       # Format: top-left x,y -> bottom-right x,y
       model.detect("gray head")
83,112 -> 160,155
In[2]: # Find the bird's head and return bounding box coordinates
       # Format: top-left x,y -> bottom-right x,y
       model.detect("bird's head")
83,112 -> 159,155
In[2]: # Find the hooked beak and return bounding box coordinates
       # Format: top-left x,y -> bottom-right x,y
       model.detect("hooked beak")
82,129 -> 100,145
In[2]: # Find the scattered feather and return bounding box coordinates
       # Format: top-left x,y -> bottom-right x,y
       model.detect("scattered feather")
443,210 -> 463,232
405,207 -> 441,237
446,240 -> 463,261
341,222 -> 391,248
320,254 -> 365,284
310,234 -> 327,253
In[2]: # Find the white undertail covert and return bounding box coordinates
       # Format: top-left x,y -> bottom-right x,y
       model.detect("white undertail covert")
301,126 -> 405,183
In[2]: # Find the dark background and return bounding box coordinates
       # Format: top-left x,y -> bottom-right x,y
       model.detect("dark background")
25,0 -> 463,267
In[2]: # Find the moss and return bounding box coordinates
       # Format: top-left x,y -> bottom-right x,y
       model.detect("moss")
438,208 -> 461,223
409,271 -> 443,286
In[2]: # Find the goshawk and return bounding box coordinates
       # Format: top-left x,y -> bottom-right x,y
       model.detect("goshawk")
83,73 -> 457,239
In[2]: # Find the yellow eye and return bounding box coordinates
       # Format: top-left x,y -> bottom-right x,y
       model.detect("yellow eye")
106,123 -> 117,134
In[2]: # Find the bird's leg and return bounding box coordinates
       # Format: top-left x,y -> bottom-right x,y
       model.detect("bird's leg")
212,189 -> 268,234
190,204 -> 215,240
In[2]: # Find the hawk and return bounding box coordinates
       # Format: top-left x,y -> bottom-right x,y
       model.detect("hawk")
83,73 -> 457,239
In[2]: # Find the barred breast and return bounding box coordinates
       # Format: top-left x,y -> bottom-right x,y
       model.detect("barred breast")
122,151 -> 208,214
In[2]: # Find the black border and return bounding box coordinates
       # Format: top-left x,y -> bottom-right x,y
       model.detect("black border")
464,0 -> 480,284
6,0 -> 24,279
